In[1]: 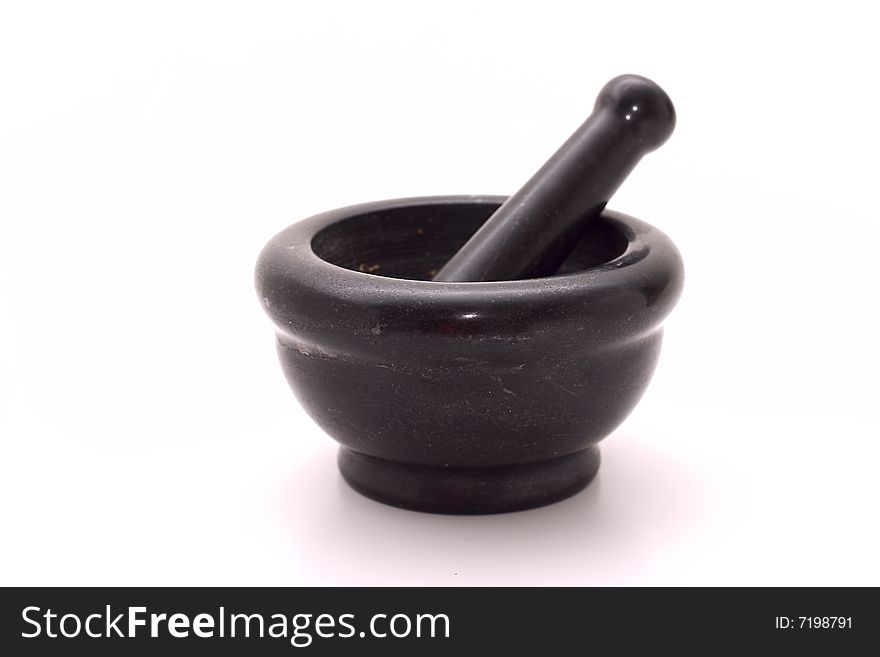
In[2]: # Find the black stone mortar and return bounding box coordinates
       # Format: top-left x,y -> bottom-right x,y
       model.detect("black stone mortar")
255,195 -> 684,514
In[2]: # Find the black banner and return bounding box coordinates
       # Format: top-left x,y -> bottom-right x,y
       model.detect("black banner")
0,587 -> 873,654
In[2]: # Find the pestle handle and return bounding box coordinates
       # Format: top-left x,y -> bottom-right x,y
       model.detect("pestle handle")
433,74 -> 675,282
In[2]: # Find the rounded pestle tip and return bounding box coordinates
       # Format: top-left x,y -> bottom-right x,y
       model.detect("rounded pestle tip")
594,74 -> 676,152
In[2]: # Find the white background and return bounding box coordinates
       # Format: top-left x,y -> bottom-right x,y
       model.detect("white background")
1,1 -> 878,586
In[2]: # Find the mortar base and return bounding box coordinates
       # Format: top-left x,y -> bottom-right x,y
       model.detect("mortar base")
338,447 -> 600,515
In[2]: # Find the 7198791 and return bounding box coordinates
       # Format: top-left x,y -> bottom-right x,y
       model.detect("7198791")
775,617 -> 852,629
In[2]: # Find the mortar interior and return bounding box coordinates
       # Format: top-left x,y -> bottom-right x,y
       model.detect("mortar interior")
311,201 -> 629,281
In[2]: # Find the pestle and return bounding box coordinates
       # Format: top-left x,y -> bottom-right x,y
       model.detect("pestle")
433,74 -> 675,282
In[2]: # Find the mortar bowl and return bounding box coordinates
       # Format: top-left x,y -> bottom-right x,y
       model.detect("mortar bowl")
255,196 -> 684,514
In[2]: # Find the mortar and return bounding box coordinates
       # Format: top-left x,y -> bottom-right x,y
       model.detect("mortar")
255,194 -> 683,513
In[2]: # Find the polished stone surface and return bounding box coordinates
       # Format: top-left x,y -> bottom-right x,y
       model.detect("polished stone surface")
256,196 -> 683,513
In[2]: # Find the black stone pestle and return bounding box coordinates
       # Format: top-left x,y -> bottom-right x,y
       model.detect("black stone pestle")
433,74 -> 675,282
